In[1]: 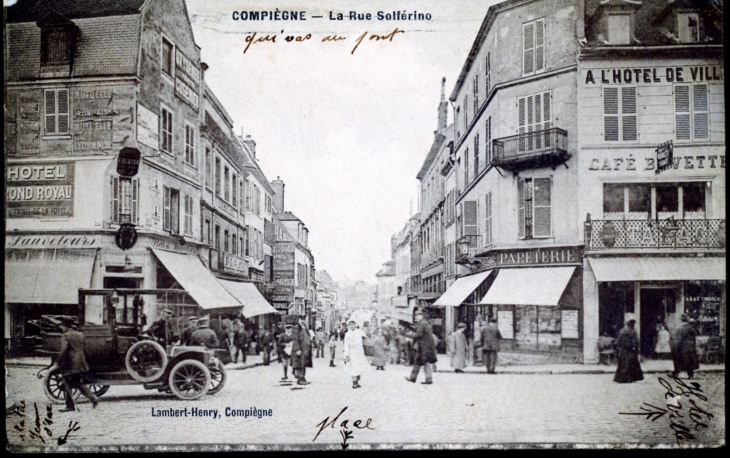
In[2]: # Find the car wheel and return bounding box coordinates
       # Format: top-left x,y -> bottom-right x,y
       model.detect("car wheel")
168,360 -> 210,400
207,363 -> 227,395
125,340 -> 168,382
43,368 -> 80,405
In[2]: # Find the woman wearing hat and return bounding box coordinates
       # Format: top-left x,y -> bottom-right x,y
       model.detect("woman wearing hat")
613,315 -> 644,383
343,320 -> 370,388
448,323 -> 468,373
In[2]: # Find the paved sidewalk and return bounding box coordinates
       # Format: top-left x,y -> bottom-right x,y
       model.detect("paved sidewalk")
6,352 -> 723,374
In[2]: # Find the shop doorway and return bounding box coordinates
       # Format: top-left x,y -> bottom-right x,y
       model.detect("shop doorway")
639,288 -> 676,356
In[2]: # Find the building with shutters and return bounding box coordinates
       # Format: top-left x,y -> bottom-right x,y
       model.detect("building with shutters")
578,0 -> 725,363
435,0 -> 585,362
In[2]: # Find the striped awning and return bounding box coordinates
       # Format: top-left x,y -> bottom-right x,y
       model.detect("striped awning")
588,256 -> 726,282
479,267 -> 576,306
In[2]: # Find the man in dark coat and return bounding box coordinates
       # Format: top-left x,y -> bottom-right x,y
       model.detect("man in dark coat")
52,324 -> 100,412
145,308 -> 174,345
405,312 -> 437,384
671,314 -> 700,379
180,317 -> 198,346
480,317 -> 502,374
259,328 -> 275,366
191,317 -> 219,348
234,325 -> 250,364
277,324 -> 294,380
613,317 -> 644,383
291,315 -> 313,385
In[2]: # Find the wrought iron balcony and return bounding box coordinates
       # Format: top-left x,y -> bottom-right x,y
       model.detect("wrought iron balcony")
492,127 -> 569,172
455,234 -> 481,264
584,217 -> 726,250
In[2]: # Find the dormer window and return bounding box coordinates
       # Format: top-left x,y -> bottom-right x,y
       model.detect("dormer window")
607,13 -> 631,45
678,13 -> 700,43
37,12 -> 79,67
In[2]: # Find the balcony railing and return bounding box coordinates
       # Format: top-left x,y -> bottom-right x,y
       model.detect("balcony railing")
585,218 -> 726,250
455,234 -> 481,264
492,127 -> 569,172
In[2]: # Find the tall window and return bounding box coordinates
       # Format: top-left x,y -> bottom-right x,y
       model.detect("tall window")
163,186 -> 180,232
232,235 -> 237,255
518,91 -> 552,150
183,195 -> 194,235
518,177 -> 551,239
463,95 -> 468,130
44,89 -> 69,135
244,228 -> 249,256
485,116 -> 492,164
111,177 -> 139,224
231,173 -> 238,207
214,225 -> 221,250
523,18 -> 545,76
215,157 -> 221,195
41,29 -> 72,65
464,148 -> 470,187
161,37 -> 174,76
675,83 -> 708,140
603,87 -> 637,142
484,192 -> 492,246
473,75 -> 479,112
607,14 -> 631,45
205,148 -> 212,187
160,106 -> 173,154
462,200 -> 478,237
474,134 -> 480,176
224,166 -> 230,201
224,230 -> 230,252
678,13 -> 700,43
485,52 -> 491,95
184,123 -> 195,166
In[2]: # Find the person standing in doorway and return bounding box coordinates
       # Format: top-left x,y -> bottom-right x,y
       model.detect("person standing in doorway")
670,314 -> 700,379
613,316 -> 644,383
404,312 -> 437,384
343,320 -> 370,388
480,317 -> 502,374
654,323 -> 672,359
52,324 -> 100,412
448,323 -> 468,373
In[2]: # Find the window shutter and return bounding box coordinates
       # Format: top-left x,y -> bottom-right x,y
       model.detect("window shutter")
474,134 -> 480,175
674,85 -> 691,140
486,117 -> 491,164
621,87 -> 637,141
518,97 -> 526,135
542,91 -> 551,130
45,90 -> 56,134
131,178 -> 139,225
485,192 -> 492,245
693,84 -> 708,139
57,89 -> 69,133
518,178 -> 525,239
111,176 -> 120,223
485,52 -> 490,94
474,75 -> 479,111
604,87 -> 619,141
535,19 -> 545,72
533,177 -> 552,237
534,93 -> 543,149
163,186 -> 171,230
171,191 -> 180,232
463,200 -> 478,236
523,22 -> 534,74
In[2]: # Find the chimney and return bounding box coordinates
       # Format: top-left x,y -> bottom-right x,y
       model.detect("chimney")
271,176 -> 285,212
437,77 -> 448,131
241,131 -> 256,158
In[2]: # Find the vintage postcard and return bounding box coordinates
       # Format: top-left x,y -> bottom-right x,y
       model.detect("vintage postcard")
4,0 -> 725,451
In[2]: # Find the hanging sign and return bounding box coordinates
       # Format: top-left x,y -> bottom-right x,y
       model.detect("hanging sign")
655,140 -> 673,174
117,147 -> 141,177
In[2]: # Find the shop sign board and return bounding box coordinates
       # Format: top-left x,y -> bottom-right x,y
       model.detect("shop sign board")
136,103 -> 159,149
223,253 -> 248,275
117,147 -> 141,177
6,162 -> 74,218
5,234 -> 99,249
561,310 -> 579,339
497,311 -> 514,339
655,140 -> 673,174
475,246 -> 582,268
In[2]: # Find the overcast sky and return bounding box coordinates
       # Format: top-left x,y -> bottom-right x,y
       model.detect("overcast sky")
187,0 -> 496,284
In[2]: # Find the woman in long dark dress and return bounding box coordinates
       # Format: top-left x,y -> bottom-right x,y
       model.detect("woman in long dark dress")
613,318 -> 644,383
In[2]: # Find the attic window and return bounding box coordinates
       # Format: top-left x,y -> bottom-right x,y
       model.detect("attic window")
607,14 -> 631,45
678,13 -> 700,43
37,13 -> 79,66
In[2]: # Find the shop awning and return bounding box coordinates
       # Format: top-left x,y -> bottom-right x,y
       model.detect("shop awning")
433,270 -> 492,306
588,257 -> 726,282
5,249 -> 97,304
151,248 -> 239,310
219,279 -> 279,318
479,267 -> 576,306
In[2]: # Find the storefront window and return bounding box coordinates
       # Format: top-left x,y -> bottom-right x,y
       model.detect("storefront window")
627,184 -> 651,218
683,182 -> 706,218
603,183 -> 624,218
684,281 -> 723,336
656,184 -> 679,219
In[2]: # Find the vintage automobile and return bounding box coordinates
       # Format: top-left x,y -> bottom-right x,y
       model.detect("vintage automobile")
36,289 -> 227,403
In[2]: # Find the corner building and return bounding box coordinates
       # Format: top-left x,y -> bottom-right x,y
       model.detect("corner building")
578,0 -> 725,363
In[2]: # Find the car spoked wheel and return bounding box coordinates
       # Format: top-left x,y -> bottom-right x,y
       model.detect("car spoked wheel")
43,368 -> 80,404
126,340 -> 168,382
89,384 -> 110,397
207,362 -> 227,395
168,360 -> 210,400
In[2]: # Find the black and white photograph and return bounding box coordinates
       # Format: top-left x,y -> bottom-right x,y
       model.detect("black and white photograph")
4,0 -> 725,450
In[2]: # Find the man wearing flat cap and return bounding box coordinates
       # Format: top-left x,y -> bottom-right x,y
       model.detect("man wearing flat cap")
145,308 -> 174,346
670,314 -> 700,379
291,314 -> 313,385
181,316 -> 199,346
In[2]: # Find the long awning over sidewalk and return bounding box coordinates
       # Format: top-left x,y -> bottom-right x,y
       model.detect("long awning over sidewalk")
5,249 -> 97,304
151,248 -> 239,310
479,267 -> 576,306
433,270 -> 493,306
218,279 -> 279,317
587,257 -> 726,282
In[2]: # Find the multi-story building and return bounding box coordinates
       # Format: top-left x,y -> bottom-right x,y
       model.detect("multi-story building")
4,0 -> 248,353
578,0 -> 725,363
315,270 -> 339,333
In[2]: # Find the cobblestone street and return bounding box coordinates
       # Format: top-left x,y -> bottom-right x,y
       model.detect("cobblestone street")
6,347 -> 725,450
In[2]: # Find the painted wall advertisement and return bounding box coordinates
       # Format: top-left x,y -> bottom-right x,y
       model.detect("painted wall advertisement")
136,103 -> 159,149
6,162 -> 75,218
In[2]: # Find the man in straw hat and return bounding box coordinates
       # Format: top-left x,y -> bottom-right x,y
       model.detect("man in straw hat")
192,316 -> 219,348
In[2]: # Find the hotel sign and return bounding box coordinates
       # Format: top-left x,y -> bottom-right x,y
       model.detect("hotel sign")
6,162 -> 74,218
